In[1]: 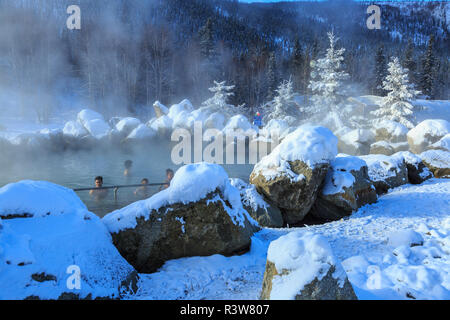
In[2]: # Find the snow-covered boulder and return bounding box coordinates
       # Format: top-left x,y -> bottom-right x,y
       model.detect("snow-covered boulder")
63,121 -> 89,140
115,117 -> 141,137
370,141 -> 395,156
250,125 -> 338,225
167,99 -> 195,120
388,230 -> 424,248
428,134 -> 450,152
338,129 -> 375,156
223,115 -> 253,135
153,101 -> 169,118
420,150 -> 450,179
102,162 -> 258,273
204,112 -> 226,131
125,124 -> 156,141
407,119 -> 450,154
394,151 -> 433,184
310,155 -> 377,221
0,181 -> 138,300
260,119 -> 292,141
374,120 -> 408,143
77,109 -> 111,140
230,178 -> 283,228
260,231 -> 357,300
148,115 -> 173,138
360,154 -> 408,194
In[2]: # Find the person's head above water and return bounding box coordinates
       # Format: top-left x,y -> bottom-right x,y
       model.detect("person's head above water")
166,169 -> 174,180
141,178 -> 149,185
95,176 -> 103,187
124,160 -> 133,169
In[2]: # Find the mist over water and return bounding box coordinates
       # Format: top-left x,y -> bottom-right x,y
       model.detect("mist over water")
0,141 -> 254,217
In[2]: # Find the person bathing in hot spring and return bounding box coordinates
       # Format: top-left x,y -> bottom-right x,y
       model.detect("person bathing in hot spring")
134,178 -> 150,199
89,176 -> 109,200
159,169 -> 174,191
124,160 -> 133,177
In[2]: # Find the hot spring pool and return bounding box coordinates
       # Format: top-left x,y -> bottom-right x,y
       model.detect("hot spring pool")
0,142 -> 254,217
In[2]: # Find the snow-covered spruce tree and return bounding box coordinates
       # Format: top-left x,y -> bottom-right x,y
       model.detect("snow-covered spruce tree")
264,78 -> 298,125
372,57 -> 421,129
306,31 -> 349,127
199,80 -> 246,118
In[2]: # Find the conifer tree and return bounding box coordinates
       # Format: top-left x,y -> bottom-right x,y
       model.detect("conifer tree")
373,45 -> 387,96
420,35 -> 435,99
372,57 -> 420,129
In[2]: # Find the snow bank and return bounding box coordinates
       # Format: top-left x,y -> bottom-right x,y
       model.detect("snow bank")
388,229 -> 424,247
167,99 -> 195,120
148,115 -> 173,137
103,162 -> 256,233
0,181 -> 136,300
0,180 -> 88,219
267,231 -> 347,300
253,125 -> 338,181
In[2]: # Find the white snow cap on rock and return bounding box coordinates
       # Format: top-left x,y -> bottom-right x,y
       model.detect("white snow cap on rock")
375,120 -> 408,138
408,119 -> 450,145
126,124 -> 156,140
167,99 -> 195,120
63,121 -> 88,138
103,162 -> 257,233
115,117 -> 141,135
0,180 -> 88,218
322,154 -> 367,195
360,154 -> 405,182
223,115 -> 253,133
420,149 -> 450,170
0,182 -> 136,300
267,231 -> 347,300
430,134 -> 450,152
253,125 -> 338,180
77,109 -> 111,139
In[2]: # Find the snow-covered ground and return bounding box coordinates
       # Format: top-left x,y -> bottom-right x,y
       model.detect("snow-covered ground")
123,178 -> 450,300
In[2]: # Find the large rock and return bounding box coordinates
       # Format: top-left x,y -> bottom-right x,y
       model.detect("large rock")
115,117 -> 142,137
360,154 -> 408,195
428,134 -> 450,152
0,181 -> 138,300
77,109 -> 111,140
338,129 -> 374,156
230,178 -> 283,228
310,155 -> 377,221
420,150 -> 450,179
260,231 -> 357,300
407,119 -> 450,154
250,126 -> 338,225
394,151 -> 433,184
370,141 -> 395,156
374,120 -> 408,143
102,163 -> 258,273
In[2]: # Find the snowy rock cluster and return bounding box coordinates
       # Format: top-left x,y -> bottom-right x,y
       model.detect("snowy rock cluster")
0,181 -> 138,300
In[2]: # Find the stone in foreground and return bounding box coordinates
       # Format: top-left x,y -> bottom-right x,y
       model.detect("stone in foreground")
260,231 -> 357,300
250,125 -> 338,225
310,155 -> 377,221
102,163 -> 258,273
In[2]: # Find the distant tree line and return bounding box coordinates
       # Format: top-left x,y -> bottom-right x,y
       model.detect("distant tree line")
0,0 -> 447,122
